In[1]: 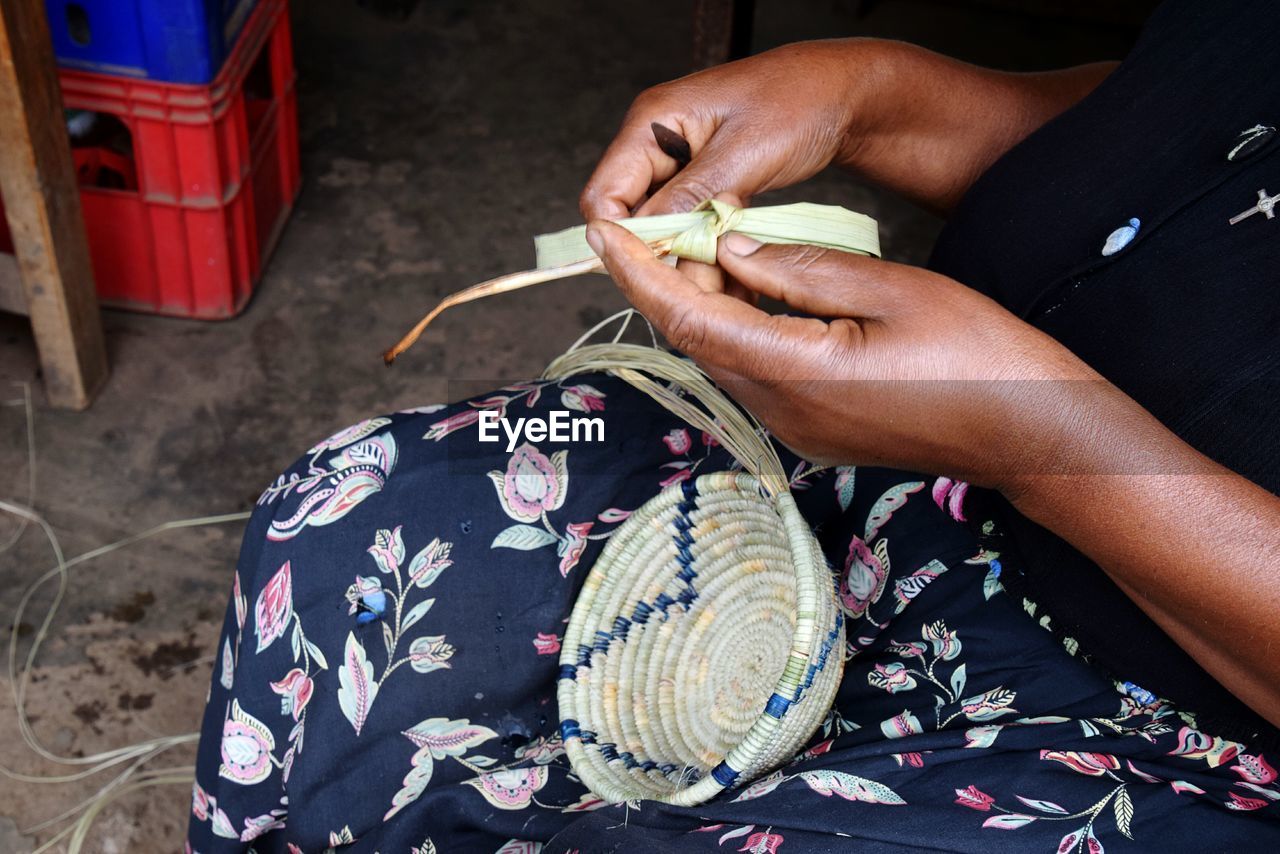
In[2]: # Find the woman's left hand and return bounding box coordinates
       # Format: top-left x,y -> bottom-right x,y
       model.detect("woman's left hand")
585,219 -> 1108,490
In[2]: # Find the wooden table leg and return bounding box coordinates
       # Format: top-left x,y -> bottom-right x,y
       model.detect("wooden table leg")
0,0 -> 107,409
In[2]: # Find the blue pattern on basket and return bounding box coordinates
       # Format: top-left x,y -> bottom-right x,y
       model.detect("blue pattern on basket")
760,609 -> 843,722
563,478 -> 849,783
764,692 -> 792,718
791,610 -> 844,707
711,761 -> 741,787
561,481 -> 709,780
567,480 -> 704,672
561,477 -> 843,789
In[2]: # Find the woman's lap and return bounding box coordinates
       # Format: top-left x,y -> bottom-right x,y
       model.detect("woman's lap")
189,373 -> 1280,853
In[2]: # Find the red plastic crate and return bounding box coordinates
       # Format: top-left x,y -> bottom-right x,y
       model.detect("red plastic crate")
0,0 -> 299,318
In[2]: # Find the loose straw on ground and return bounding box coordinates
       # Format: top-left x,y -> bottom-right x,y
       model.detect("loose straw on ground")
1,387 -> 250,853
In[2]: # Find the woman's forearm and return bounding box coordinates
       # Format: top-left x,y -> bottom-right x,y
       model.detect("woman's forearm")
1005,386 -> 1280,726
838,40 -> 1117,214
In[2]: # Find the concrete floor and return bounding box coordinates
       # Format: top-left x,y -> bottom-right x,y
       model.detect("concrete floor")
0,1 -> 1135,850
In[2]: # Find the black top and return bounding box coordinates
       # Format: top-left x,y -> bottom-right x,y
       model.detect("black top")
928,0 -> 1280,747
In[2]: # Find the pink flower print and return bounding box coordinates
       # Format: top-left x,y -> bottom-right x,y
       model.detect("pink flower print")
659,466 -> 693,488
880,709 -> 923,739
423,408 -> 484,441
233,571 -> 247,630
597,507 -> 632,524
1039,750 -> 1120,777
270,668 -> 314,721
209,806 -> 236,839
1168,726 -> 1242,768
219,700 -> 276,785
1231,753 -> 1277,784
240,811 -> 287,842
533,632 -> 562,656
561,384 -> 606,412
923,620 -> 961,661
1227,792 -> 1269,811
663,428 -> 692,454
515,733 -> 566,765
366,526 -> 405,574
1169,780 -> 1206,796
959,688 -> 1017,722
954,785 -> 994,811
701,431 -> 719,447
1056,829 -> 1089,852
408,635 -> 456,673
930,477 -> 969,522
868,662 -> 917,694
739,831 -> 784,853
839,536 -> 887,618
254,562 -> 294,653
797,739 -> 833,762
558,521 -> 594,576
466,767 -> 549,809
264,433 -> 397,542
886,640 -> 929,658
490,445 -> 567,523
191,782 -> 209,821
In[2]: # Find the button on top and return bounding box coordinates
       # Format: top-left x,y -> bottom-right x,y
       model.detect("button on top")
1102,217 -> 1141,256
1227,124 -> 1276,161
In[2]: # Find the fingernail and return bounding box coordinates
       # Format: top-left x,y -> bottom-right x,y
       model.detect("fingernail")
585,225 -> 605,257
724,233 -> 762,256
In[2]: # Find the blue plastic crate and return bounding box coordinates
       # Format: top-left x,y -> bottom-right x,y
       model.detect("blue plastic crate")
44,0 -> 259,84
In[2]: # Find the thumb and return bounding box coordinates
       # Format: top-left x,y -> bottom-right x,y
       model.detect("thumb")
585,219 -> 771,364
717,237 -> 898,318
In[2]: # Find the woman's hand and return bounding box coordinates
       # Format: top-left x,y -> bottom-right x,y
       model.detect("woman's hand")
586,221 -> 1280,728
580,41 -> 866,220
581,40 -> 1117,221
584,219 -> 1105,488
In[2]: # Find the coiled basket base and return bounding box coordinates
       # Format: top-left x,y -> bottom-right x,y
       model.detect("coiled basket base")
558,471 -> 845,807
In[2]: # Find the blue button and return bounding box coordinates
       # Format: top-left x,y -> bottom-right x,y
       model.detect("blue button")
1101,218 -> 1140,256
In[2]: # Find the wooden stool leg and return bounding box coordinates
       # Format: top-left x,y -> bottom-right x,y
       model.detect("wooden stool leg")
0,0 -> 107,409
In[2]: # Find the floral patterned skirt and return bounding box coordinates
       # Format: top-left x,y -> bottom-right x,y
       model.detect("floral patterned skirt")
189,371 -> 1280,853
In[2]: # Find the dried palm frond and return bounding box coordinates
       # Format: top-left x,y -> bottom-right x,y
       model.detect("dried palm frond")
382,200 -> 879,363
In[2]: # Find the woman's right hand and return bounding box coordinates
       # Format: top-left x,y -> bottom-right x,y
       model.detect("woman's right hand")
580,40 -> 871,221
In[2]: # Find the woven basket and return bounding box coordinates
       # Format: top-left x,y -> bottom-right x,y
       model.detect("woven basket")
543,343 -> 845,806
